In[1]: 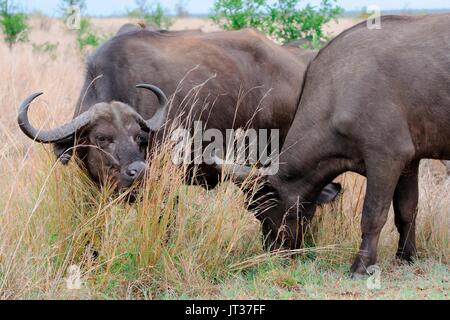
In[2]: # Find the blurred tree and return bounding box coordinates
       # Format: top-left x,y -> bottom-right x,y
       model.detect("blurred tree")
176,0 -> 190,17
211,0 -> 343,47
0,0 -> 29,49
135,0 -> 147,13
128,0 -> 173,29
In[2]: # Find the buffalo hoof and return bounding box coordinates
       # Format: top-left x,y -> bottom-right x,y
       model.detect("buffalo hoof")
350,255 -> 374,279
350,272 -> 368,280
395,250 -> 416,264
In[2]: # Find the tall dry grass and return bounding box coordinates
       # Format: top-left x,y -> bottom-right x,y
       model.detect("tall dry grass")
0,18 -> 448,299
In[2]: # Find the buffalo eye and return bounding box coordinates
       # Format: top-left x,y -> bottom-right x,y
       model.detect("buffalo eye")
136,133 -> 149,145
135,134 -> 142,144
96,135 -> 111,146
136,133 -> 149,152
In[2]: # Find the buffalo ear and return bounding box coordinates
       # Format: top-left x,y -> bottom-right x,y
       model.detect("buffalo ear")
53,136 -> 75,165
316,182 -> 342,204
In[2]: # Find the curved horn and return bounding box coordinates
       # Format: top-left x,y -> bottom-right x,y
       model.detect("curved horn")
18,92 -> 92,144
136,84 -> 169,131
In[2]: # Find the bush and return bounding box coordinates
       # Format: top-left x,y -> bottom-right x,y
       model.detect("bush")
210,0 -> 343,47
77,18 -> 96,49
32,41 -> 60,60
77,32 -> 100,49
76,18 -> 106,52
147,2 -> 173,28
128,0 -> 173,29
358,6 -> 374,20
58,1 -> 104,52
0,0 -> 29,49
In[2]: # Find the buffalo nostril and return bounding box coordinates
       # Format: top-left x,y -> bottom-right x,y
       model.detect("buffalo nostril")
127,169 -> 138,177
124,161 -> 146,181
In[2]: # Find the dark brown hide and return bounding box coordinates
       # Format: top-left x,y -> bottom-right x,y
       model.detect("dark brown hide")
243,15 -> 450,277
21,28 -> 319,191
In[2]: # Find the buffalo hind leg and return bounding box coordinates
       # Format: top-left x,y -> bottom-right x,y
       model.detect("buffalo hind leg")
393,161 -> 419,262
351,158 -> 405,278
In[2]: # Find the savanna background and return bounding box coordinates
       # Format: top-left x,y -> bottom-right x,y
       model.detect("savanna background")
0,0 -> 448,300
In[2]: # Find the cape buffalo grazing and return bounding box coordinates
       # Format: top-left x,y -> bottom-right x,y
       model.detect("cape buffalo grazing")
18,28 -> 339,201
216,15 -> 450,277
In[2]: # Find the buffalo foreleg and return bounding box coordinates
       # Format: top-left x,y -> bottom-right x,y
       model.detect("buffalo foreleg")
351,158 -> 405,278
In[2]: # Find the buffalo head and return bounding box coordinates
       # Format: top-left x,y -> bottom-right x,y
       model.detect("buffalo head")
18,84 -> 168,190
213,156 -> 341,250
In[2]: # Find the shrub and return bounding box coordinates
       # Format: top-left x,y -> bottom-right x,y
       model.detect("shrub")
128,0 -> 173,29
210,0 -> 343,47
77,32 -> 100,50
147,2 -> 173,28
32,41 -> 60,60
77,18 -> 95,49
0,0 -> 29,49
58,1 -> 104,52
75,18 -> 106,52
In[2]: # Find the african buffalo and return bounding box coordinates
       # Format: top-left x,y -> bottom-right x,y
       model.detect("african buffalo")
217,15 -> 450,277
18,28 -> 338,200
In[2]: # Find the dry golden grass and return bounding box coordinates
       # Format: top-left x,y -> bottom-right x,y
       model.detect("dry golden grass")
0,17 -> 448,300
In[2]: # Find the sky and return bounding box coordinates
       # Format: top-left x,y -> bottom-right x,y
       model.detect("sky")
16,0 -> 450,16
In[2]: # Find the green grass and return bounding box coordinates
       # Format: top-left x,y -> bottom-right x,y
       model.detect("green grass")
0,139 -> 448,299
